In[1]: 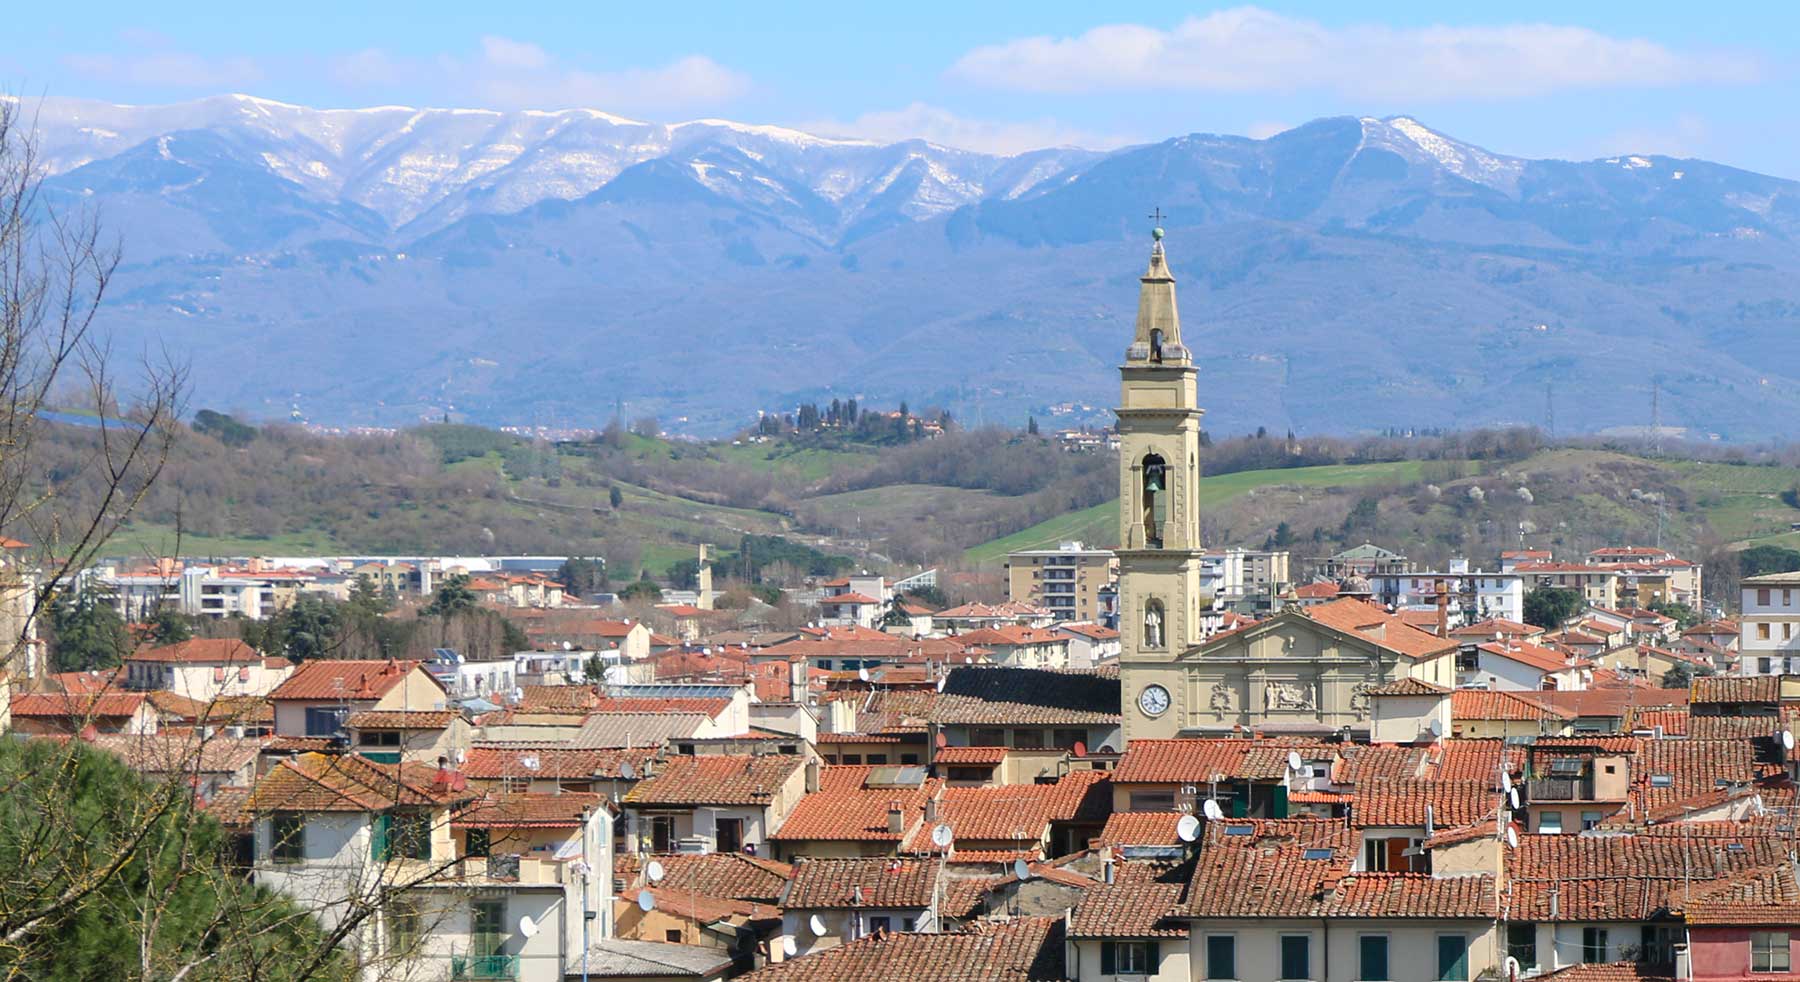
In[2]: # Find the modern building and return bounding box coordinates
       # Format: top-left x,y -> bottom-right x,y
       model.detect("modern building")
1004,541 -> 1116,623
1367,561 -> 1525,625
1738,571 -> 1800,675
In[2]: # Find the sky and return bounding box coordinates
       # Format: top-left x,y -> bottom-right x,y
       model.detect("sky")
6,1 -> 1796,174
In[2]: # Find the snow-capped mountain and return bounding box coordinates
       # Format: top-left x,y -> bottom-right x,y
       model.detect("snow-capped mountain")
25,94 -> 1101,238
15,95 -> 1800,439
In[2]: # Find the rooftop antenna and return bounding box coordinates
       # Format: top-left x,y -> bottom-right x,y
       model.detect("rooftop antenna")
1544,380 -> 1555,441
1650,378 -> 1663,457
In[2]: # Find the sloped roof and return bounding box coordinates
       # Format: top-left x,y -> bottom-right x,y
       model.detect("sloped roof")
734,917 -> 1065,982
784,857 -> 937,909
1114,737 -> 1329,784
621,852 -> 794,903
269,659 -> 431,701
247,752 -> 463,813
1675,861 -> 1800,926
927,666 -> 1120,726
1508,832 -> 1788,921
1097,811 -> 1184,848
128,638 -> 262,664
11,691 -> 147,719
1303,598 -> 1458,660
462,745 -> 654,780
771,768 -> 941,843
1069,860 -> 1186,938
1692,674 -> 1780,704
345,710 -> 459,730
623,754 -> 806,807
1351,779 -> 1499,828
451,792 -> 603,828
1451,689 -> 1577,722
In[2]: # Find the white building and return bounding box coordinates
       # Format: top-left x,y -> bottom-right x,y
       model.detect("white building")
1369,561 -> 1524,625
1738,571 -> 1800,675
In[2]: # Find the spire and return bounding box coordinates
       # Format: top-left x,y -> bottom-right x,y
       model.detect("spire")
1125,226 -> 1188,366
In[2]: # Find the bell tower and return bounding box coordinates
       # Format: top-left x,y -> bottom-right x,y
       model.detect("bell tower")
1117,226 -> 1207,741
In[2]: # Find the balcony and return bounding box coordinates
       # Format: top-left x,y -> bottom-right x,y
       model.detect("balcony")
1527,777 -> 1596,801
451,952 -> 518,980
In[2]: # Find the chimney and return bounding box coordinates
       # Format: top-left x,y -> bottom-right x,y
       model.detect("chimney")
1548,885 -> 1560,919
1435,581 -> 1450,638
925,796 -> 938,824
805,759 -> 820,794
1102,858 -> 1116,884
887,802 -> 904,835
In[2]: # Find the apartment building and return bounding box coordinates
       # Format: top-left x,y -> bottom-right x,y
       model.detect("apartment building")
1004,541 -> 1115,623
1739,571 -> 1800,675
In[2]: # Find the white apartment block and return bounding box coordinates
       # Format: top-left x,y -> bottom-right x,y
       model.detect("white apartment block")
1368,561 -> 1524,625
1739,571 -> 1800,675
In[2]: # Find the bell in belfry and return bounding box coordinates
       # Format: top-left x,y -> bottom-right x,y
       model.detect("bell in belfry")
1144,460 -> 1166,493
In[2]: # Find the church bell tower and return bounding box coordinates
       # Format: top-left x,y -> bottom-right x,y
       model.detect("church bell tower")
1117,226 -> 1206,742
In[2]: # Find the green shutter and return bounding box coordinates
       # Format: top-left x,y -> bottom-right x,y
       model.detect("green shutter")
1361,936 -> 1390,981
1100,941 -> 1116,975
1207,936 -> 1235,980
1148,942 -> 1161,971
1272,783 -> 1290,819
372,813 -> 392,862
1438,935 -> 1469,981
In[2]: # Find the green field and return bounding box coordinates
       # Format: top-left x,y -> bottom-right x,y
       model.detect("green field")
98,523 -> 345,560
963,460 -> 1429,564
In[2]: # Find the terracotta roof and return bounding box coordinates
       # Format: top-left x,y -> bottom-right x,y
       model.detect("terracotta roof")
1676,861 -> 1800,926
902,772 -> 1109,853
1476,640 -> 1576,674
771,767 -> 941,843
1450,617 -> 1535,638
819,591 -> 882,605
11,691 -> 147,719
1630,707 -> 1689,735
1632,739 -> 1782,814
1352,779 -> 1499,828
589,696 -> 732,716
203,785 -> 254,829
516,684 -> 599,712
1686,714 -> 1784,740
783,857 -> 938,909
1114,738 -> 1330,784
1368,677 -> 1450,696
345,710 -> 459,730
935,746 -> 1009,765
1096,811 -> 1183,848
1692,674 -> 1780,704
734,917 -> 1065,982
927,666 -> 1119,726
1293,582 -> 1340,599
247,752 -> 465,813
623,754 -> 805,807
80,732 -> 262,775
1451,689 -> 1577,722
1057,623 -> 1119,641
128,638 -> 262,664
1431,740 -> 1521,785
1303,598 -> 1457,660
1069,860 -> 1186,938
619,852 -> 793,903
1508,832 -> 1788,921
451,791 -> 603,828
48,669 -> 121,694
1333,744 -> 1430,785
207,695 -> 274,724
462,745 -> 653,780
953,626 -> 1067,648
1539,965 -> 1673,982
268,659 -> 429,701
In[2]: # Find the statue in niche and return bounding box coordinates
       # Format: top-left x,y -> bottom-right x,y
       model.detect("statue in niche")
1143,600 -> 1165,649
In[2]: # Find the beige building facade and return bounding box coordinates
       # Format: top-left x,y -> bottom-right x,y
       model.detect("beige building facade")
1004,542 -> 1115,623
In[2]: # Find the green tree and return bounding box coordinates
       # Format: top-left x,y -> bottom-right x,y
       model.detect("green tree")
619,579 -> 663,603
1740,545 -> 1800,578
1522,585 -> 1584,629
49,591 -> 130,672
1026,416 -> 1039,436
423,574 -> 478,617
1662,661 -> 1715,689
0,739 -> 349,980
1271,521 -> 1296,548
346,575 -> 392,617
609,485 -> 625,509
191,408 -> 257,447
262,594 -> 345,663
557,557 -> 606,597
1649,600 -> 1701,630
146,606 -> 193,646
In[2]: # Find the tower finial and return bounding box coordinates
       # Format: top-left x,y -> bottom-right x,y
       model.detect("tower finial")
1148,207 -> 1165,242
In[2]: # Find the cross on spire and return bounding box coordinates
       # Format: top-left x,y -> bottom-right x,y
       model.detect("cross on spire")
1148,207 -> 1165,225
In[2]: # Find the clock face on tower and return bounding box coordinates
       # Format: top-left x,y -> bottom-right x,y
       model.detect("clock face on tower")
1138,684 -> 1171,717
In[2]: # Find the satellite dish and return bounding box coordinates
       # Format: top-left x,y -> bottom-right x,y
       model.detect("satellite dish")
620,761 -> 637,781
858,666 -> 870,682
518,915 -> 540,939
1177,814 -> 1201,842
930,823 -> 954,848
510,687 -> 525,703
1072,741 -> 1087,758
1202,799 -> 1225,822
1287,751 -> 1304,773
520,755 -> 541,772
1014,858 -> 1032,880
1506,827 -> 1520,849
964,656 -> 972,664
1506,957 -> 1522,980
1427,717 -> 1444,738
637,891 -> 656,913
1785,731 -> 1795,752
646,859 -> 666,883
809,914 -> 828,937
936,676 -> 947,693
781,936 -> 798,958
1509,788 -> 1521,810
456,652 -> 466,664
453,748 -> 467,765
1500,772 -> 1512,793
934,732 -> 948,749
703,647 -> 713,656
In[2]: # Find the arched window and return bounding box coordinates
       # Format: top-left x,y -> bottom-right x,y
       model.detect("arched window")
1143,599 -> 1166,649
1141,453 -> 1168,548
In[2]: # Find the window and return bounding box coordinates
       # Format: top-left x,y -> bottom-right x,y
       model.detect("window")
715,817 -> 743,853
464,828 -> 490,858
901,917 -> 915,932
472,898 -> 507,956
900,754 -> 920,765
1437,935 -> 1468,981
1582,927 -> 1609,963
1760,623 -> 1773,641
842,754 -> 862,766
817,659 -> 832,671
271,812 -> 305,862
1762,657 -> 1776,674
1363,837 -> 1422,872
1753,932 -> 1791,973
360,730 -> 401,747
650,815 -> 676,853
947,767 -> 989,781
388,896 -> 423,955
1014,729 -> 1044,750
868,916 -> 891,935
1507,923 -> 1537,971
972,727 -> 1007,746
1054,729 -> 1085,750
1280,934 -> 1310,980
1130,790 -> 1176,811
303,706 -> 348,737
1206,935 -> 1236,980
1359,935 -> 1390,981
1581,811 -> 1602,830
1538,811 -> 1563,834
1100,941 -> 1157,975
665,929 -> 683,943
867,754 -> 889,765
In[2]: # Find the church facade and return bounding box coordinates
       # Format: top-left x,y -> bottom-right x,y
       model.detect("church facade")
1113,230 -> 1457,743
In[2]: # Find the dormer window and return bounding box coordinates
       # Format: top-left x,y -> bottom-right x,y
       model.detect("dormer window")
1650,774 -> 1673,788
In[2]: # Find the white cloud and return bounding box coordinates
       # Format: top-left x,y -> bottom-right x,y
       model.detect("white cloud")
949,7 -> 1761,101
479,36 -> 551,72
808,102 -> 1133,154
1245,120 -> 1292,140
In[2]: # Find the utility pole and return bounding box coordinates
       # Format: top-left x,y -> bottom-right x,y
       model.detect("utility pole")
1650,380 -> 1663,457
1543,381 -> 1555,440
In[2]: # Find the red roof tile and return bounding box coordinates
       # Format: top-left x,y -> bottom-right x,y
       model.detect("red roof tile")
268,659 -> 429,701
735,917 -> 1065,982
623,754 -> 805,807
452,792 -> 603,828
128,638 -> 262,664
1069,860 -> 1185,938
784,857 -> 938,909
462,745 -> 653,780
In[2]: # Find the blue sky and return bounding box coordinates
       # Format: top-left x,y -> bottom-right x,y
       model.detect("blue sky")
7,1 -> 1795,173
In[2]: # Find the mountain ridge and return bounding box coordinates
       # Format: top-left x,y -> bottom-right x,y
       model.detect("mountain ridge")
16,94 -> 1800,439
